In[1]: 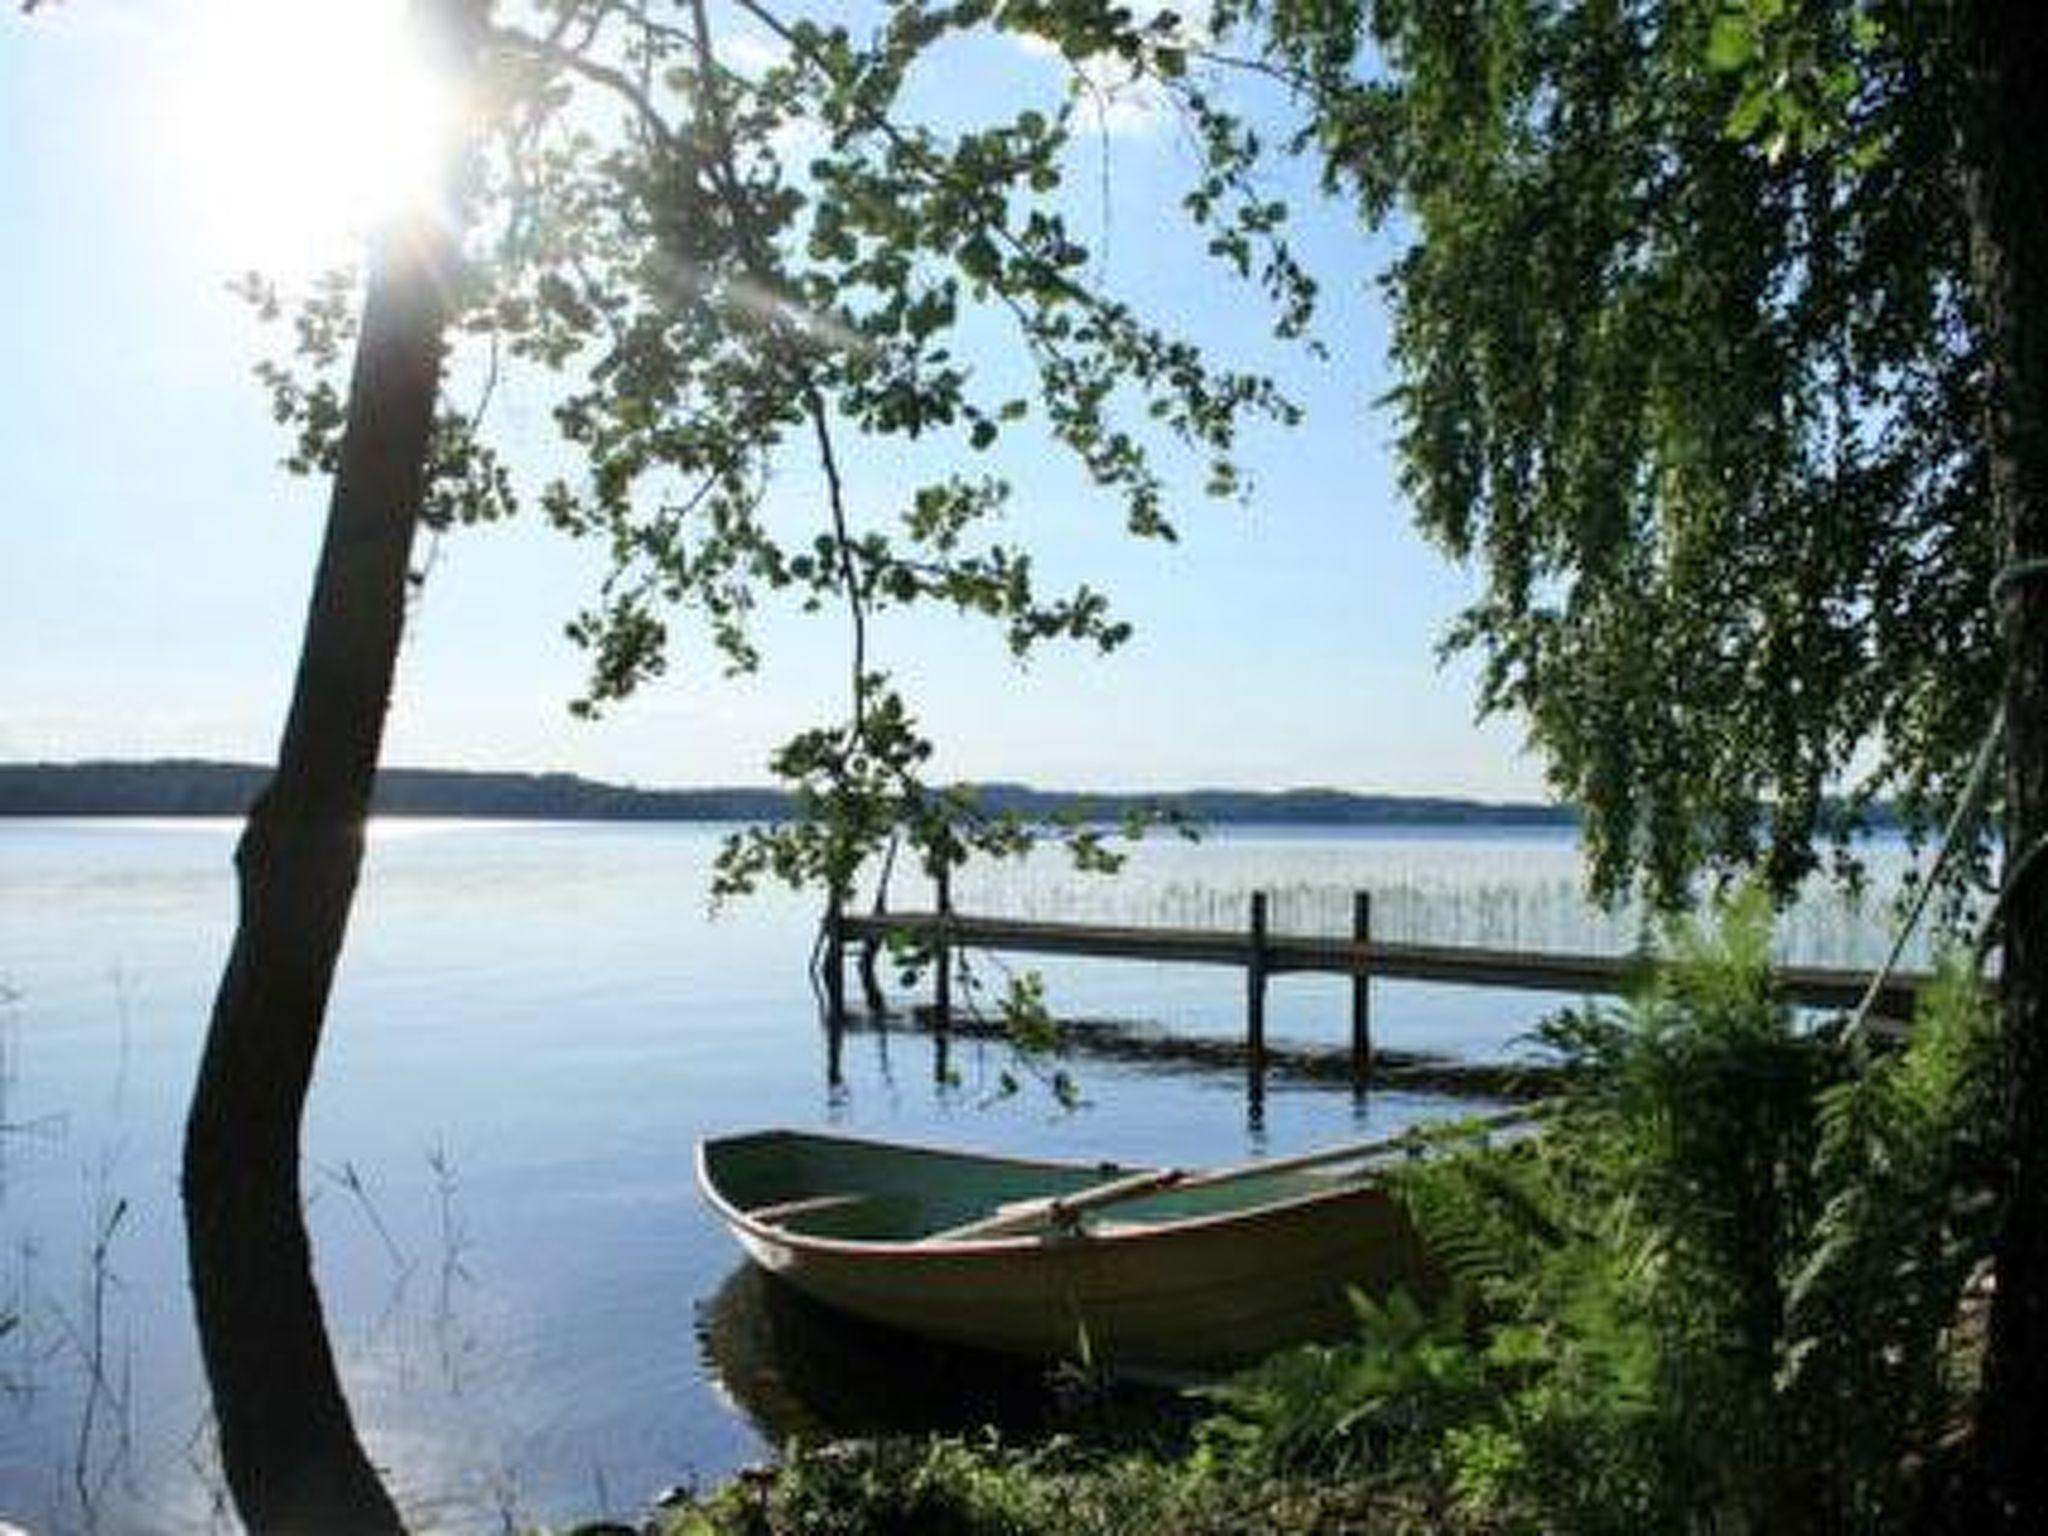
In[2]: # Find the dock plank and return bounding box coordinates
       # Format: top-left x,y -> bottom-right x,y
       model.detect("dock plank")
836,910 -> 1925,1020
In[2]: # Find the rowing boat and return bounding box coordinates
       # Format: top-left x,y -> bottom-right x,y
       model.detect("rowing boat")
696,1123 -> 1478,1372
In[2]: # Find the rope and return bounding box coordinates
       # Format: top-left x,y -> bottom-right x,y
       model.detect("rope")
1843,706 -> 2003,1048
1842,557 -> 2048,1047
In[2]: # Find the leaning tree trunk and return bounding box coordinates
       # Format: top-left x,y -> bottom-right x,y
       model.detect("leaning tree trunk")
182,5 -> 480,1529
1959,0 -> 2048,1529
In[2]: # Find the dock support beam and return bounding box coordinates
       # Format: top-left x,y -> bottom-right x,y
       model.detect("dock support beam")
1351,890 -> 1373,1084
932,863 -> 953,1031
857,935 -> 886,1015
1247,890 -> 1269,1066
823,892 -> 847,1023
822,892 -> 847,1087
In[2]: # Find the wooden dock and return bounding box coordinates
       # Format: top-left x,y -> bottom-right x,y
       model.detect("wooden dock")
836,909 -> 1920,1012
826,890 -> 1926,1084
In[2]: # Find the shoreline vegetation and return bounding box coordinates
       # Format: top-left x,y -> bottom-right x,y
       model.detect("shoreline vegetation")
0,758 -> 1576,828
634,903 -> 2001,1536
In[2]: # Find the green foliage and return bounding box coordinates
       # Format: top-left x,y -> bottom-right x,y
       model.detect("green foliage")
1190,1139 -> 1677,1531
1541,891 -> 1831,1414
243,0 -> 1319,902
709,1435 -> 1079,1536
1182,893 -> 2003,1533
979,968 -> 1085,1109
654,1434 -> 1454,1536
1708,0 -> 1903,167
1260,0 -> 1990,904
1191,1289 -> 1491,1484
1780,963 -> 2003,1526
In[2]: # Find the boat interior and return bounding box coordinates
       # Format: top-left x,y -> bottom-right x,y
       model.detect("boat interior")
704,1130 -> 1366,1242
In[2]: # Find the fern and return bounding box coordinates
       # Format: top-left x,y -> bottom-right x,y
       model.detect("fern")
1391,1143 -> 1576,1303
1188,891 -> 2000,1533
1780,963 -> 2002,1525
1189,1288 -> 1488,1484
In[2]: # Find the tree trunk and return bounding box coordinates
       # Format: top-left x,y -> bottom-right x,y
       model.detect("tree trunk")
182,6 -> 479,1529
1959,1 -> 2048,1528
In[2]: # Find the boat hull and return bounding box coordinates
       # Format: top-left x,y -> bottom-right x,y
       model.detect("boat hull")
699,1130 -> 1438,1371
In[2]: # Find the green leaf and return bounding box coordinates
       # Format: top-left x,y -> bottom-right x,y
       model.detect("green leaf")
1707,13 -> 1757,73
1725,85 -> 1774,141
957,231 -> 1001,281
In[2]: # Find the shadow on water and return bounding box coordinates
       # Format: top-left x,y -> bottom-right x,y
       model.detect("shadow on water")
824,1006 -> 1556,1103
696,1264 -> 1194,1452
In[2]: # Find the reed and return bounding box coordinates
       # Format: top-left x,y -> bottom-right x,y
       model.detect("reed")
945,846 -> 1955,970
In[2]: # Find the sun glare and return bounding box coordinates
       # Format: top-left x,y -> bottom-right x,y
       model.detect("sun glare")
161,0 -> 459,277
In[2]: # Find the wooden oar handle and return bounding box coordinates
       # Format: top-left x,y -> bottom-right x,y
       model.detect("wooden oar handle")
923,1166 -> 1182,1242
920,1105 -> 1544,1245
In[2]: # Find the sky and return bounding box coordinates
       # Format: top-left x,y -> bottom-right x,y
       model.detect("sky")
0,0 -> 1545,800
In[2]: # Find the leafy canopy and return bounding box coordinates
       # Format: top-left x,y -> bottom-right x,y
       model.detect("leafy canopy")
1259,0 -> 1991,904
246,0 -> 1321,896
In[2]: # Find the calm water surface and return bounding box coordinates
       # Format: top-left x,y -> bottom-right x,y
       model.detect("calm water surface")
0,818 -> 1923,1532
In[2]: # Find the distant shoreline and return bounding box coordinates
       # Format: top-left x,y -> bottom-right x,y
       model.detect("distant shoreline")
0,759 -> 1575,828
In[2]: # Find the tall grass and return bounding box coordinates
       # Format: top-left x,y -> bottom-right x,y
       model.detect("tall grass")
945,845 -> 1956,969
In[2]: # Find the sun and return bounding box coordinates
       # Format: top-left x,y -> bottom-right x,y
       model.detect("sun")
160,0 -> 460,278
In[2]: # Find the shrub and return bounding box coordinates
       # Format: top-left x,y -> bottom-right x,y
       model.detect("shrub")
655,1434 -> 1459,1536
1187,889 -> 2002,1534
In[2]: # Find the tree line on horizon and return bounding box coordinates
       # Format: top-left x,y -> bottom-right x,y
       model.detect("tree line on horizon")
0,759 -> 1579,826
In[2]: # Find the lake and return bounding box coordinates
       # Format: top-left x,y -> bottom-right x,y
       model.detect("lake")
0,818 -> 1927,1532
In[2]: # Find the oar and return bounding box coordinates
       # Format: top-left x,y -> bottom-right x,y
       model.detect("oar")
923,1165 -> 1190,1243
1166,1103 -> 1540,1197
923,1105 -> 1541,1243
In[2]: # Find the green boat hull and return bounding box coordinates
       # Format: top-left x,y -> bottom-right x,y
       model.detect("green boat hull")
698,1129 -> 1439,1371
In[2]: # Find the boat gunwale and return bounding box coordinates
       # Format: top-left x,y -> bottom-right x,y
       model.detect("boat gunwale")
695,1127 -> 1399,1262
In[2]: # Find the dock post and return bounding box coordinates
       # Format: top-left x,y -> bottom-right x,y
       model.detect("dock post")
823,891 -> 847,1024
822,892 -> 847,1087
932,863 -> 953,1032
1247,890 -> 1269,1066
857,929 -> 886,1015
1350,890 -> 1373,1083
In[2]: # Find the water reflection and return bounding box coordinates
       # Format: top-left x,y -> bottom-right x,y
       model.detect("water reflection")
822,1006 -> 1530,1136
696,1264 -> 1186,1449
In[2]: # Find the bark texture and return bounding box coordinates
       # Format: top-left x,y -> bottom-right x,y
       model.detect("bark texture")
182,6 -> 479,1529
1959,0 -> 2048,1528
